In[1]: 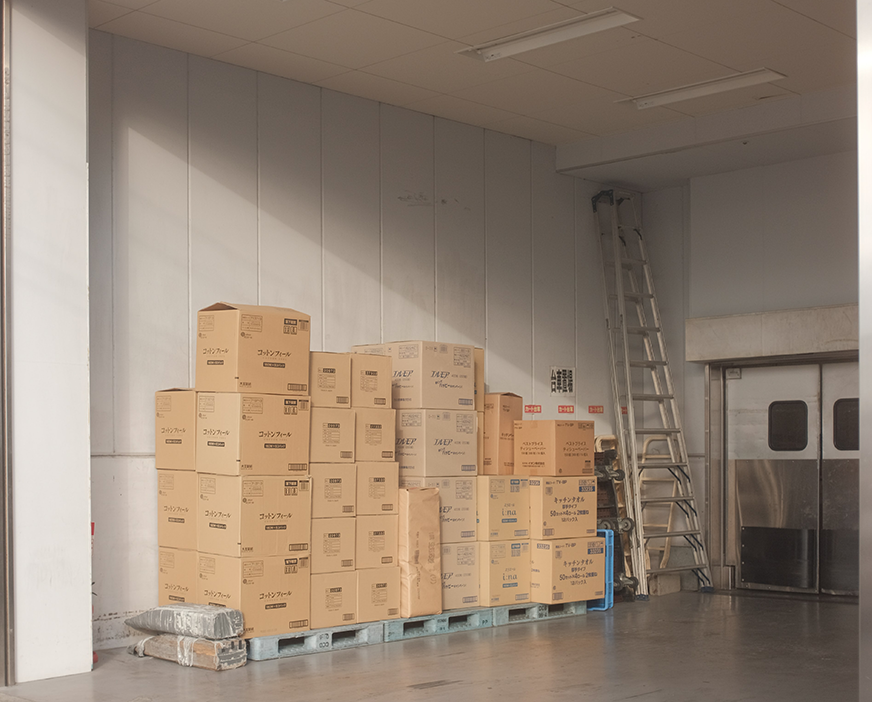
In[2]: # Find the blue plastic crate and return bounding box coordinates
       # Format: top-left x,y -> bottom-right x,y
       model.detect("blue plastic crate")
588,528 -> 614,611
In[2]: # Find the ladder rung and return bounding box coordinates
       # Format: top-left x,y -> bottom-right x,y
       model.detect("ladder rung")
638,462 -> 688,470
609,293 -> 655,301
629,360 -> 667,367
635,428 -> 680,435
633,393 -> 673,401
626,326 -> 660,334
643,529 -> 702,539
647,565 -> 706,576
641,496 -> 693,505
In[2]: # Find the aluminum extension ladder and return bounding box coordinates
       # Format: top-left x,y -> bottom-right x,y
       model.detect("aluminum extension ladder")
591,189 -> 712,598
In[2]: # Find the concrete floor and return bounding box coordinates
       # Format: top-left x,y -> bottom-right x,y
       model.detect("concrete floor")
0,592 -> 858,702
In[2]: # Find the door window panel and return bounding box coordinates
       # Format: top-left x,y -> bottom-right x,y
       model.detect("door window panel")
833,398 -> 859,451
768,401 -> 808,451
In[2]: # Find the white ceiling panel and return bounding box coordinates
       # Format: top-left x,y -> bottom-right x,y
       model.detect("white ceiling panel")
456,6 -> 585,46
770,0 -> 856,38
90,0 -> 131,27
214,43 -> 349,85
660,83 -> 795,118
508,27 -> 648,69
404,94 -> 521,126
316,71 -> 440,106
484,115 -> 594,145
532,98 -> 686,137
98,0 -> 160,9
97,11 -> 247,56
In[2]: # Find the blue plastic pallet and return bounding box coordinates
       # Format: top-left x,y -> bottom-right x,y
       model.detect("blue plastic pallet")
589,529 -> 615,611
247,621 -> 384,661
383,607 -> 493,642
492,600 -> 586,627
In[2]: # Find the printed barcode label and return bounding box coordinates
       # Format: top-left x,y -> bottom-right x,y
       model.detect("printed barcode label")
285,565 -> 297,574
382,451 -> 393,459
342,506 -> 354,513
555,550 -> 562,559
374,398 -> 386,405
290,619 -> 308,628
288,463 -> 306,473
382,504 -> 394,511
462,596 -> 478,604
341,559 -> 353,568
544,528 -> 555,536
337,396 -> 349,404
287,383 -> 307,392
289,543 -> 308,552
381,556 -> 393,564
340,451 -> 353,459
515,593 -> 528,601
459,398 -> 473,406
388,608 -> 399,616
553,592 -> 564,601
461,531 -> 475,538
342,613 -> 354,621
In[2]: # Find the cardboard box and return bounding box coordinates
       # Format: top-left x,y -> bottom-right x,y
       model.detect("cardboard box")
530,537 -> 606,605
157,470 -> 198,550
483,393 -> 523,475
357,567 -> 400,623
477,476 -> 530,541
479,540 -> 531,607
155,389 -> 197,471
196,393 -> 310,476
311,571 -> 357,629
310,407 -> 355,463
399,477 -> 476,545
474,347 -> 484,413
529,476 -> 597,540
196,302 -> 310,395
309,352 -> 351,408
352,341 -> 474,410
355,408 -> 396,462
350,353 -> 392,409
356,462 -> 399,515
356,514 -> 398,569
158,547 -> 198,605
197,475 -> 311,557
441,543 -> 480,610
477,412 -> 484,474
514,420 -> 595,476
311,517 -> 356,574
198,553 -> 310,638
398,488 -> 442,618
396,409 -> 477,478
309,464 -> 356,518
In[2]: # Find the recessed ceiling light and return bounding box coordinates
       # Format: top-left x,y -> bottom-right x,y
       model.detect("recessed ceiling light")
457,7 -> 641,62
625,68 -> 788,109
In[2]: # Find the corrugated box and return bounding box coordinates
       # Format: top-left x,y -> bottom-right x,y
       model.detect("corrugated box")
477,411 -> 484,474
400,476 -> 476,544
529,476 -> 597,540
514,420 -> 595,476
396,409 -> 477,478
311,517 -> 356,574
311,571 -> 357,629
309,352 -> 351,408
195,302 -> 310,395
309,463 -> 356,519
155,389 -> 197,471
350,353 -> 392,409
474,347 -> 484,413
356,462 -> 399,515
158,547 -> 198,606
479,540 -> 531,607
483,393 -> 523,475
356,514 -> 398,570
476,475 -> 530,541
157,469 -> 198,550
530,537 -> 606,605
398,488 -> 442,618
355,408 -> 396,462
441,542 -> 480,610
357,567 -> 400,623
310,407 -> 355,463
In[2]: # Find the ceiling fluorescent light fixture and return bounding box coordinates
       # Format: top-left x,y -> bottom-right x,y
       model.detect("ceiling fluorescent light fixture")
627,68 -> 787,109
457,7 -> 640,62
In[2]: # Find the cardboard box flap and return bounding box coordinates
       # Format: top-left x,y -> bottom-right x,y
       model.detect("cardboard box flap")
199,302 -> 309,319
158,387 -> 193,393
486,392 -> 523,399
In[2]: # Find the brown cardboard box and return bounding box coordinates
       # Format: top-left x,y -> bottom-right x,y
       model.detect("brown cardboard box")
514,420 -> 595,476
310,464 -> 356,518
529,476 -> 597,540
483,393 -> 523,475
357,567 -> 400,623
352,342 -> 474,410
196,393 -> 310,476
355,408 -> 396,462
198,553 -> 310,638
474,347 -> 484,413
311,571 -> 357,629
197,475 -> 311,557
356,462 -> 399,515
311,517 -> 356,574
441,542 -> 480,610
196,303 -> 310,395
155,389 -> 197,471
350,353 -> 392,409
157,470 -> 198,550
477,412 -> 484,474
398,488 -> 442,618
309,352 -> 351,408
480,540 -> 531,607
477,476 -> 530,541
530,537 -> 606,605
396,409 -> 477,478
399,477 -> 476,544
310,407 -> 355,463
356,514 -> 398,569
158,547 -> 198,605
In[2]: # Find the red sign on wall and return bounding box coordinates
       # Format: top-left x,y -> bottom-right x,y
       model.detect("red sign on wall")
621,406 -> 628,415
524,405 -> 542,414
558,405 -> 575,414
588,405 -> 604,414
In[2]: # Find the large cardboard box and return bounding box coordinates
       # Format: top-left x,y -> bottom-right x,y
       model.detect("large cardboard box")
396,409 -> 477,478
477,412 -> 484,474
158,547 -> 198,606
441,542 -> 480,610
479,540 -> 531,607
196,303 -> 310,395
398,488 -> 442,618
514,420 -> 595,476
474,347 -> 484,413
356,514 -> 398,569
155,389 -> 197,471
399,477 -> 476,544
356,462 -> 399,515
352,341 -> 474,410
310,407 -> 355,463
309,352 -> 351,408
483,393 -> 523,475
196,393 -> 310,476
477,476 -> 530,541
197,475 -> 311,557
357,567 -> 401,623
529,477 -> 597,540
311,517 -> 356,574
530,537 -> 606,605
198,553 -> 310,638
350,353 -> 392,409
310,463 -> 356,518
355,408 -> 396,462
311,571 -> 357,629
157,469 -> 198,550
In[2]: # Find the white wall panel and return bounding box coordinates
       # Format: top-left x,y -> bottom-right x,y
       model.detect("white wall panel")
434,119 -> 485,348
257,74 -> 323,344
380,106 -> 435,342
113,38 -> 189,454
322,90 -> 381,350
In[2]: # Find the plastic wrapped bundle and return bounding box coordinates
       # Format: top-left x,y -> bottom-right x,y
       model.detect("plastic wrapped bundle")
125,604 -> 243,640
129,635 -> 247,671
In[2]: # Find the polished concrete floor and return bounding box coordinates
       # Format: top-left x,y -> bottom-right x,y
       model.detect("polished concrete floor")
0,592 -> 858,702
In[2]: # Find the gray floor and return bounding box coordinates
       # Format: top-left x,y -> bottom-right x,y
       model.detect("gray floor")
0,592 -> 858,702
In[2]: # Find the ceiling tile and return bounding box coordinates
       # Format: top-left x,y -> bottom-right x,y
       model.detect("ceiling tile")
213,43 -> 349,84
405,94 -> 520,127
262,10 -> 445,69
506,26 -> 649,69
100,0 -> 160,9
90,0 -> 132,27
141,0 -> 343,42
485,115 -> 594,145
770,0 -> 855,39
456,6 -> 584,46
316,71 -> 440,106
98,12 -> 248,57
531,98 -> 686,137
661,83 -> 795,118
327,0 -> 371,6
747,41 -> 856,94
